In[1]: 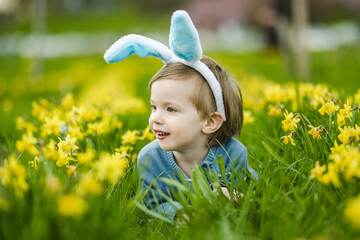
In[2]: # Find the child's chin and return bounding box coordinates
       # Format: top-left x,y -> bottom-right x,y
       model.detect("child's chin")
158,143 -> 173,151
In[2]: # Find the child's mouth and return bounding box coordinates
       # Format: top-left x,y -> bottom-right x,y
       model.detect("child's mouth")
155,130 -> 170,139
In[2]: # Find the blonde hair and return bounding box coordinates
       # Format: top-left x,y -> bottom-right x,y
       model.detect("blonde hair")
149,56 -> 243,146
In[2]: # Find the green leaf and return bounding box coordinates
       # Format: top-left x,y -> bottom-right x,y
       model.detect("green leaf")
133,201 -> 174,225
262,141 -> 288,165
159,178 -> 190,194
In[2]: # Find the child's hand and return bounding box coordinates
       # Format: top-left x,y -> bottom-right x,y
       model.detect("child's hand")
175,213 -> 190,227
213,182 -> 243,202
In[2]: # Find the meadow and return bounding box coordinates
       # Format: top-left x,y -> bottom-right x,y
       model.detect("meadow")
0,47 -> 360,240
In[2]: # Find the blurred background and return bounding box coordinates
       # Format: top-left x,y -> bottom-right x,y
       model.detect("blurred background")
1,2 -> 360,238
0,0 -> 360,120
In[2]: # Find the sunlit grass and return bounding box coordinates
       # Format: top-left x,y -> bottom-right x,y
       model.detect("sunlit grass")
0,49 -> 360,239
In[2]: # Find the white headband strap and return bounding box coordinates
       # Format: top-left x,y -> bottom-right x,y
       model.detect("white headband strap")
179,60 -> 225,121
104,10 -> 226,121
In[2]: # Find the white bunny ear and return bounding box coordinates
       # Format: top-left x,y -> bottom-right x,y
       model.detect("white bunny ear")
169,10 -> 202,62
104,34 -> 173,63
169,10 -> 226,121
104,10 -> 227,121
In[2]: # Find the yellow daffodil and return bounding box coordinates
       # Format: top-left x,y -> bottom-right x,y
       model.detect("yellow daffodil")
121,130 -> 138,145
82,105 -> 100,122
76,173 -> 103,196
139,126 -> 155,141
264,84 -> 287,103
31,99 -> 50,122
338,125 -> 360,144
16,132 -> 39,156
310,96 -> 324,110
243,110 -> 255,124
344,195 -> 360,229
16,117 -> 26,131
112,98 -> 146,115
0,155 -> 14,188
281,110 -> 300,132
267,104 -> 283,117
281,132 -> 296,146
339,100 -> 353,119
310,161 -> 326,179
342,147 -> 360,180
115,146 -> 134,155
319,164 -> 340,187
67,125 -> 84,141
353,89 -> 360,105
56,150 -> 73,167
0,154 -> 29,197
66,165 -> 78,176
42,115 -> 65,136
323,145 -> 360,185
57,134 -> 79,155
24,122 -> 38,134
307,125 -> 322,140
337,113 -> 346,127
58,194 -> 88,218
61,93 -> 76,110
43,139 -> 59,161
86,119 -> 110,136
28,156 -> 39,170
94,152 -> 128,184
318,100 -> 339,116
86,123 -> 98,137
114,120 -> 123,130
66,106 -> 85,125
330,141 -> 345,155
77,147 -> 95,164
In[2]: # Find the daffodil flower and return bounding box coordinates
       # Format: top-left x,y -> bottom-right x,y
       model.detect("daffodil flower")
307,125 -> 323,140
344,195 -> 360,229
43,115 -> 65,136
338,125 -> 360,144
339,100 -> 353,119
16,132 -> 39,156
58,194 -> 88,218
318,100 -> 339,116
281,110 -> 300,132
281,132 -> 296,146
310,161 -> 326,179
243,110 -> 255,124
139,126 -> 155,141
57,134 -> 79,155
28,156 -> 39,170
121,130 -> 138,145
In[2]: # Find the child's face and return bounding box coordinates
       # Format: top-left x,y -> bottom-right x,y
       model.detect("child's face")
149,78 -> 208,152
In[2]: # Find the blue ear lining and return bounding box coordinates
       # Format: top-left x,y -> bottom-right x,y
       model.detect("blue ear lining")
104,34 -> 173,63
169,10 -> 202,62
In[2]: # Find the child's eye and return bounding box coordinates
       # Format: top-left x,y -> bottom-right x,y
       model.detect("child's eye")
167,107 -> 176,112
151,105 -> 157,111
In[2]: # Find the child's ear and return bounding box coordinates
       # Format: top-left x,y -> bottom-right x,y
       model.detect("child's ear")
202,112 -> 223,134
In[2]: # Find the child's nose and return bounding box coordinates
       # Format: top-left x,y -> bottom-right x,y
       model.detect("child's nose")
150,110 -> 164,125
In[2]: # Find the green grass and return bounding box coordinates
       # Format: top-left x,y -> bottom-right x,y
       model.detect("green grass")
0,47 -> 360,240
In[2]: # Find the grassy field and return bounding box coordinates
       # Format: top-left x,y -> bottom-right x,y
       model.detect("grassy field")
0,47 -> 360,240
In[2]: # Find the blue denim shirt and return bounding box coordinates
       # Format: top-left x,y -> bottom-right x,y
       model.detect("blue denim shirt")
137,137 -> 258,219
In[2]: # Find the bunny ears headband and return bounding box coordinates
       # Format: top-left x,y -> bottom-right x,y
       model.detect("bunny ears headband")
104,10 -> 226,121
